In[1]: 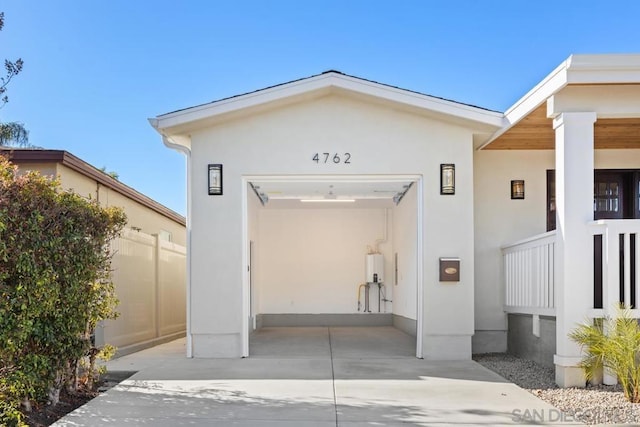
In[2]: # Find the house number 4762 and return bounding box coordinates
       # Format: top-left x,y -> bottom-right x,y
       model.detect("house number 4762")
312,153 -> 351,164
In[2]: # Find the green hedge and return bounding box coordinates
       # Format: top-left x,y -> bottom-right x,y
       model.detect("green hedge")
0,157 -> 126,424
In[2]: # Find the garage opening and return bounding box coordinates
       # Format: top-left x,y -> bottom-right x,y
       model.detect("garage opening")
243,176 -> 422,357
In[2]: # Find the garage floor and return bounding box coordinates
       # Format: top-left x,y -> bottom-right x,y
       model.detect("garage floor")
249,326 -> 415,358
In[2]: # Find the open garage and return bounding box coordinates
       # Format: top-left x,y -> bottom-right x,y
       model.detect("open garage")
245,176 -> 421,355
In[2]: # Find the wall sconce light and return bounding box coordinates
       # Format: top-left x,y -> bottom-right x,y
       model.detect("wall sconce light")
511,180 -> 525,199
208,164 -> 223,195
440,164 -> 455,195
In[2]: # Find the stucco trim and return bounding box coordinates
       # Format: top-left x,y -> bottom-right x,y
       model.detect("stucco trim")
1,148 -> 185,226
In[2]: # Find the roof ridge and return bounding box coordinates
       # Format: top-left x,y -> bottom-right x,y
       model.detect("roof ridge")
158,71 -> 500,117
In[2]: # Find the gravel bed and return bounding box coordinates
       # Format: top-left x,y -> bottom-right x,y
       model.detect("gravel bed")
474,353 -> 640,425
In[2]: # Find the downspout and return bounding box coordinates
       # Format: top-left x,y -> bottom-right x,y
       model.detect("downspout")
157,130 -> 193,358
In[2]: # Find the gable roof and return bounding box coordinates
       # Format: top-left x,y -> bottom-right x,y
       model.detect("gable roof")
163,70 -> 499,117
149,70 -> 505,149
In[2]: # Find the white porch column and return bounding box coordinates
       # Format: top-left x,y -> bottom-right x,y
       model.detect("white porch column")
553,111 -> 597,388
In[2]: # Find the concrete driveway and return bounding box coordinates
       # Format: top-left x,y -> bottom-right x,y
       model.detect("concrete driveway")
53,327 -> 577,426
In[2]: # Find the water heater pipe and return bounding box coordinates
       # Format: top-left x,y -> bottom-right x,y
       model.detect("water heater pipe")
357,283 -> 366,311
373,209 -> 389,254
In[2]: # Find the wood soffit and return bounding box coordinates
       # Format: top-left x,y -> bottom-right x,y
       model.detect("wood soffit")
1,149 -> 185,226
486,104 -> 640,150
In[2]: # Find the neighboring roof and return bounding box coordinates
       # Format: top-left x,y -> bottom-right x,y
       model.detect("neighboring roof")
480,53 -> 640,149
1,148 -> 185,226
150,70 -> 505,148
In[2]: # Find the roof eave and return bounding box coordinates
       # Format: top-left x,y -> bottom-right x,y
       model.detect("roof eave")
478,58 -> 571,150
479,53 -> 640,150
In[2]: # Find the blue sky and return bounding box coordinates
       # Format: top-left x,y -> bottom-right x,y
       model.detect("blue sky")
1,1 -> 640,215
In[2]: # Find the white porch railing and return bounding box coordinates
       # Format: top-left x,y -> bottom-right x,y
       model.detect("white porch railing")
589,219 -> 640,319
502,231 -> 556,316
502,221 -> 640,319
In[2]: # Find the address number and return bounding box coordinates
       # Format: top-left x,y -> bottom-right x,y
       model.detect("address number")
312,152 -> 351,164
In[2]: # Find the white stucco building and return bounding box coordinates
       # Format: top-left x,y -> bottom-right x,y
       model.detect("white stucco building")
150,54 -> 640,387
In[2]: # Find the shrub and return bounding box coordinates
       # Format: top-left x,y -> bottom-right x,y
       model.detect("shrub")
0,366 -> 27,426
0,157 -> 126,416
569,308 -> 640,402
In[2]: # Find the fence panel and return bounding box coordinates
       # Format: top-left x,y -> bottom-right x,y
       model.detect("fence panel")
158,240 -> 187,336
100,229 -> 186,351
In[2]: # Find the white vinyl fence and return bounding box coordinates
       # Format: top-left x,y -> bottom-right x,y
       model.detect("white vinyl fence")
95,229 -> 186,354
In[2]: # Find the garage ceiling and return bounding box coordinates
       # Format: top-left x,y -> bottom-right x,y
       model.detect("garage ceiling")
249,179 -> 414,208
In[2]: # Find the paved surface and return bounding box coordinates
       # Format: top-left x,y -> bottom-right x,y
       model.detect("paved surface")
53,327 -> 578,426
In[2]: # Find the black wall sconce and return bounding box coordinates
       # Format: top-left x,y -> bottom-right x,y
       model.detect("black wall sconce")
440,164 -> 455,195
208,164 -> 223,195
511,180 -> 525,199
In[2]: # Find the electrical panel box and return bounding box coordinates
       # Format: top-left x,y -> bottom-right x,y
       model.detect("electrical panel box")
366,254 -> 384,283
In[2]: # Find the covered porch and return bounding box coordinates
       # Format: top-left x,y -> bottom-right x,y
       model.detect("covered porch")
479,54 -> 640,387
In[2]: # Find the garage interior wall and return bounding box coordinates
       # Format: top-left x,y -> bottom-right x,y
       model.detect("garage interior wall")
247,186 -> 261,331
255,206 -> 393,315
391,182 -> 418,336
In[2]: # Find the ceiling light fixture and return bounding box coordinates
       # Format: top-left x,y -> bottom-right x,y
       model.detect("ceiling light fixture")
300,199 -> 356,203
299,188 -> 356,203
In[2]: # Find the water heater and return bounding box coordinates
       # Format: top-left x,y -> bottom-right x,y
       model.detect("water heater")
366,254 -> 384,283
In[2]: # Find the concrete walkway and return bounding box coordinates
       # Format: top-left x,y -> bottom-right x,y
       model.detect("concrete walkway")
53,327 -> 578,426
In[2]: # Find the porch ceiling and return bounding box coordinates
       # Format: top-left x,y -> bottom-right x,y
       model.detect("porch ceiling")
484,104 -> 640,150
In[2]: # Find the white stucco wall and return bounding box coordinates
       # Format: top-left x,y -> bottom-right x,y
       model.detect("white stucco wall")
188,92 -> 479,359
595,149 -> 640,169
392,181 -> 418,320
256,208 -> 391,314
473,148 -> 640,353
473,150 -> 554,351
